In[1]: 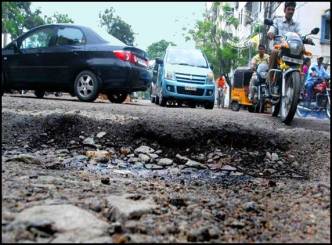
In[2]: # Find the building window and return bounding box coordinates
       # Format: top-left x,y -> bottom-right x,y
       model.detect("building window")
321,10 -> 330,44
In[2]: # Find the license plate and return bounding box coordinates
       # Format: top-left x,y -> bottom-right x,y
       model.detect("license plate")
184,86 -> 197,91
282,56 -> 303,64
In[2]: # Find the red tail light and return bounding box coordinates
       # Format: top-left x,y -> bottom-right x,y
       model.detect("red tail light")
113,50 -> 139,65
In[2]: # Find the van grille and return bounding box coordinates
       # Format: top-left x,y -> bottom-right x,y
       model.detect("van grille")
175,72 -> 206,84
177,86 -> 205,96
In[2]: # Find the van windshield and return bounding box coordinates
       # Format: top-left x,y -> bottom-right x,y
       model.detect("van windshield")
166,49 -> 208,68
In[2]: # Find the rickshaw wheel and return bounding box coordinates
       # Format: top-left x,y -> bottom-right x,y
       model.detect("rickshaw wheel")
248,105 -> 255,113
231,101 -> 240,111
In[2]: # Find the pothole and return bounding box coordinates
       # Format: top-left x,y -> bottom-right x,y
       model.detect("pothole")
1,112 -> 309,181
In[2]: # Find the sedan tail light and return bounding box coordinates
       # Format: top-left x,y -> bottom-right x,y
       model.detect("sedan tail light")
113,50 -> 148,67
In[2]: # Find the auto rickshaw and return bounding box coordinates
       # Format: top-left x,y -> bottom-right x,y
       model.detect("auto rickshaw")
230,67 -> 255,112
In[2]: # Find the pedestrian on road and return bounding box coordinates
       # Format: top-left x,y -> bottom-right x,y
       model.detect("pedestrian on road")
216,74 -> 227,108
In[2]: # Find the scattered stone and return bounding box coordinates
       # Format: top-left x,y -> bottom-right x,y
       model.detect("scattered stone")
175,154 -> 189,164
96,132 -> 107,138
9,204 -> 110,243
157,158 -> 173,166
83,137 -> 95,146
149,153 -> 159,160
107,194 -> 157,222
265,152 -> 272,161
155,150 -> 163,154
144,164 -> 163,170
221,165 -> 237,171
6,154 -> 42,165
243,201 -> 258,212
120,147 -> 131,156
230,171 -> 243,176
138,153 -> 150,163
86,150 -> 112,160
230,220 -> 245,229
134,146 -> 155,155
271,153 -> 279,162
292,161 -> 300,168
292,173 -> 304,178
185,159 -> 207,169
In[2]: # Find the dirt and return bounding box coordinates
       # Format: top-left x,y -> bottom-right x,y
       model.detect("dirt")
1,93 -> 330,243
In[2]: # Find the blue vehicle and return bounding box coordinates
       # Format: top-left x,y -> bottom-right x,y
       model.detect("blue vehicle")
151,47 -> 215,109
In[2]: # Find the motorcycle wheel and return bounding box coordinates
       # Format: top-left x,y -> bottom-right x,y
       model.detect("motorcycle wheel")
280,72 -> 301,125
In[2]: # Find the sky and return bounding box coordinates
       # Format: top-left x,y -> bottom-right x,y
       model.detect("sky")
30,2 -> 206,51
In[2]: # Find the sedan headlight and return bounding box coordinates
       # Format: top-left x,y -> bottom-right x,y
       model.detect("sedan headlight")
165,70 -> 175,80
207,72 -> 214,84
288,41 -> 303,56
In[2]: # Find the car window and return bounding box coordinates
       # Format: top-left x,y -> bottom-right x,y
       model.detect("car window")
21,28 -> 55,49
56,27 -> 85,46
166,49 -> 208,68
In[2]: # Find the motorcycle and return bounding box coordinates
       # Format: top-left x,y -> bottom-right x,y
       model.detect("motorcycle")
264,18 -> 319,125
297,77 -> 330,118
250,63 -> 269,113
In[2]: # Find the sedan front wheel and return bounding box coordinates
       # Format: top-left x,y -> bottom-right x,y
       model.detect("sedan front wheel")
74,70 -> 100,102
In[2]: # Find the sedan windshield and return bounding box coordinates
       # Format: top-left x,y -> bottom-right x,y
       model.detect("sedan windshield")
166,49 -> 208,68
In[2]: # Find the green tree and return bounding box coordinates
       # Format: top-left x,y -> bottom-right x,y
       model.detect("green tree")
99,7 -> 135,46
185,2 -> 240,77
44,12 -> 74,24
2,2 -> 73,43
146,39 -> 176,60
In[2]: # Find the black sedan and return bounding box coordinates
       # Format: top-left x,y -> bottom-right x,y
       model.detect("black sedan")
1,24 -> 151,103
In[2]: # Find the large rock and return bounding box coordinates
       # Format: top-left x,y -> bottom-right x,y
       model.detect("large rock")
157,158 -> 173,166
9,204 -> 109,242
185,159 -> 207,169
6,154 -> 42,165
134,146 -> 155,155
107,194 -> 157,223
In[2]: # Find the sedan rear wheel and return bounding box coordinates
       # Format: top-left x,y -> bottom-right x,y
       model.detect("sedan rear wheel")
74,71 -> 99,102
107,92 -> 128,104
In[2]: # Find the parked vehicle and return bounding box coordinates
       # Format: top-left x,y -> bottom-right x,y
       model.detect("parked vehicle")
151,47 -> 215,109
264,19 -> 319,124
297,78 -> 330,118
230,67 -> 254,111
1,24 -> 151,103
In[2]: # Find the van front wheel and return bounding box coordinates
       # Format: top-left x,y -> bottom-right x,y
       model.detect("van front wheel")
204,102 -> 214,109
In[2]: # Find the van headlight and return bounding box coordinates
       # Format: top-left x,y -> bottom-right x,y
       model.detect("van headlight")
165,70 -> 175,80
206,72 -> 214,84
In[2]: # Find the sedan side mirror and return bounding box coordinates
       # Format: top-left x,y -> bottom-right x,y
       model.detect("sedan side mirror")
210,64 -> 214,70
264,18 -> 273,26
311,27 -> 320,35
155,58 -> 163,65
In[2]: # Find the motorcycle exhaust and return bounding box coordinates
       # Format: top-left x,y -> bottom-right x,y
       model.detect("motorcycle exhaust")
297,105 -> 312,112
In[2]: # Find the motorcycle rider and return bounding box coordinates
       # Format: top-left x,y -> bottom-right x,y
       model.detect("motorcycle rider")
248,44 -> 270,103
267,2 -> 301,74
304,56 -> 330,107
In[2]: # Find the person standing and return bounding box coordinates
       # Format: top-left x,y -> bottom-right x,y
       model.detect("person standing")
216,74 -> 226,108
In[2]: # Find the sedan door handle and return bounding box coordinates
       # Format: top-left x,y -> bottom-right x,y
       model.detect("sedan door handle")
3,57 -> 7,60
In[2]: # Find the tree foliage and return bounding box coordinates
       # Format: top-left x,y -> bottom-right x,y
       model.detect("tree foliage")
185,2 -> 244,77
146,39 -> 176,60
99,7 -> 135,46
44,13 -> 74,24
2,2 -> 74,40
